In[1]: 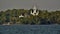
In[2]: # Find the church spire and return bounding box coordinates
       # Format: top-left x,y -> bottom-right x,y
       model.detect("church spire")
30,0 -> 39,16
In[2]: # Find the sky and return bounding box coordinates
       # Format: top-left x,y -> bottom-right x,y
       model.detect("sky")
0,0 -> 60,11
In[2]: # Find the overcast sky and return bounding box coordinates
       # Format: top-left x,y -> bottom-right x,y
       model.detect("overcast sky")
0,0 -> 60,11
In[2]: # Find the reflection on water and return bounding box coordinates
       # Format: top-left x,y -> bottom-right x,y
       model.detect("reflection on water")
0,25 -> 60,34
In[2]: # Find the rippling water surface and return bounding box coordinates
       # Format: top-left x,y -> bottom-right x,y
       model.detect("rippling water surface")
0,25 -> 60,34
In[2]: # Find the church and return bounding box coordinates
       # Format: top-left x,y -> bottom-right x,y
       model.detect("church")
30,5 -> 39,16
19,5 -> 39,18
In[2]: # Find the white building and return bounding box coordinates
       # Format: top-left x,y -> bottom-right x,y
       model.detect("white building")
31,5 -> 39,16
19,14 -> 24,18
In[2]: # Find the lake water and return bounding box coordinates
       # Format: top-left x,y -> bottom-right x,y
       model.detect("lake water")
0,25 -> 60,34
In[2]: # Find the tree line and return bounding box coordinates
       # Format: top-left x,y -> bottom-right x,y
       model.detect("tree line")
0,9 -> 60,25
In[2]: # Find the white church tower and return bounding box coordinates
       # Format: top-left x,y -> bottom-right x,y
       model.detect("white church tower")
30,0 -> 39,16
31,5 -> 39,16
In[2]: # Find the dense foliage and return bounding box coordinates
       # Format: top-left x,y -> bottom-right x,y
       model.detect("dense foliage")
0,9 -> 60,25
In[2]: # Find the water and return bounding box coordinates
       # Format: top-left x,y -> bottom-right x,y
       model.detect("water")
0,25 -> 60,34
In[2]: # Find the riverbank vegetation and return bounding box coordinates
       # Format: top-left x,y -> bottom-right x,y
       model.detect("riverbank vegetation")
0,9 -> 60,25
